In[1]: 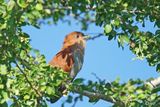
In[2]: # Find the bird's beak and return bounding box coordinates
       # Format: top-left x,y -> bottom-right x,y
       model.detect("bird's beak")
83,35 -> 91,41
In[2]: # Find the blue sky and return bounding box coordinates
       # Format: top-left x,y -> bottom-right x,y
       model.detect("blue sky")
23,20 -> 158,107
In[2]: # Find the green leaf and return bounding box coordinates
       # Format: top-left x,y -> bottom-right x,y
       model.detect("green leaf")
73,78 -> 84,84
40,86 -> 46,91
118,35 -> 130,47
26,101 -> 33,105
107,34 -> 114,40
66,95 -> 73,103
7,0 -> 15,11
104,24 -> 112,34
114,19 -> 120,26
138,94 -> 145,99
13,89 -> 19,95
142,44 -> 148,50
6,79 -> 14,88
150,94 -> 157,100
86,0 -> 91,4
37,0 -> 44,3
46,87 -> 54,95
115,77 -> 120,83
2,91 -> 8,101
123,3 -> 128,7
20,50 -> 26,58
156,64 -> 160,72
45,9 -> 51,14
136,89 -> 143,94
0,102 -> 8,107
0,65 -> 7,75
116,0 -> 122,4
121,35 -> 130,43
112,19 -> 120,26
24,95 -> 30,100
35,4 -> 43,11
17,0 -> 28,8
0,23 -> 7,29
0,84 -> 4,89
27,0 -> 34,2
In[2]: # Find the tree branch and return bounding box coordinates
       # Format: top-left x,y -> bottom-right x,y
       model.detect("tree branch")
71,86 -> 124,106
70,76 -> 160,106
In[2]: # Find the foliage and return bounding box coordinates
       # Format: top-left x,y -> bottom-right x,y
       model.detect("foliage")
0,0 -> 160,107
68,78 -> 160,107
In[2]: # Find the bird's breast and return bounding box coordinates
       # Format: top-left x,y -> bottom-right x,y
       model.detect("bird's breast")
69,47 -> 85,79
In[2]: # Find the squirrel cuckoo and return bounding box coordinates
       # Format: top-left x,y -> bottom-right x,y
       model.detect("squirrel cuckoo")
49,31 -> 87,103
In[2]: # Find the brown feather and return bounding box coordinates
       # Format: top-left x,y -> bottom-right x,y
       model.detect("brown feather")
49,46 -> 74,73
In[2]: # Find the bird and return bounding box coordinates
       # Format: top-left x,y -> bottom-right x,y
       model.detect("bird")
49,31 -> 88,103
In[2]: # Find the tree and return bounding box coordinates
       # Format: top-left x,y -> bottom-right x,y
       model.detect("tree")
0,0 -> 160,106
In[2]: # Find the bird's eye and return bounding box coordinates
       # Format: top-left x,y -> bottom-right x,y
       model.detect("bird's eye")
75,34 -> 79,38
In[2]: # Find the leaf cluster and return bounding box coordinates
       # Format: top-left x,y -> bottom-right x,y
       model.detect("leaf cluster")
0,0 -> 160,106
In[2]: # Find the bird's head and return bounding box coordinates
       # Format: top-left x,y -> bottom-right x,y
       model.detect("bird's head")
62,31 -> 88,49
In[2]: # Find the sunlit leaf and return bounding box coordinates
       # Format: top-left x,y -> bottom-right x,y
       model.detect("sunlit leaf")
7,0 -> 15,11
35,4 -> 43,11
17,0 -> 28,8
24,95 -> 30,100
0,65 -> 7,75
104,24 -> 112,34
46,87 -> 54,95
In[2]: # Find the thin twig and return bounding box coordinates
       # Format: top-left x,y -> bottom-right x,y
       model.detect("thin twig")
86,33 -> 104,41
44,6 -> 96,12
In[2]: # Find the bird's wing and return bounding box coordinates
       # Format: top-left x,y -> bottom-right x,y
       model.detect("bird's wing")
49,48 -> 74,73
